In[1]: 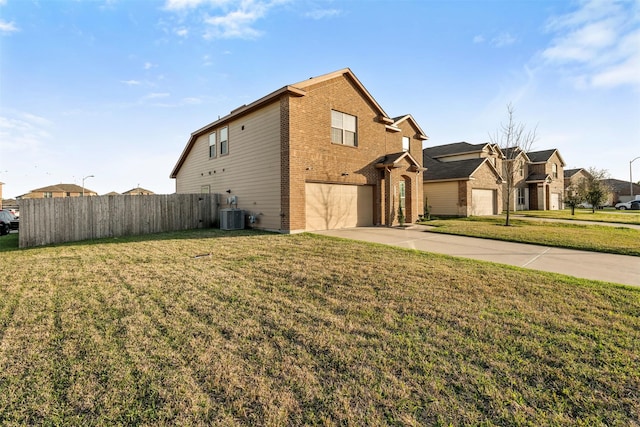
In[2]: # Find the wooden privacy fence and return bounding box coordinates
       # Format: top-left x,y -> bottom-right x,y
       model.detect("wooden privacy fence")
18,194 -> 220,248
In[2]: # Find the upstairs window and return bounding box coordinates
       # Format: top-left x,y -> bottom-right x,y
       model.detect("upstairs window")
220,127 -> 229,155
552,163 -> 558,178
331,110 -> 357,147
209,133 -> 216,158
402,136 -> 410,152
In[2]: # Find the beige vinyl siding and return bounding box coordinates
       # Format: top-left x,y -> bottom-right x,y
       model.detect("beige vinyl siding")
175,102 -> 282,231
424,182 -> 459,215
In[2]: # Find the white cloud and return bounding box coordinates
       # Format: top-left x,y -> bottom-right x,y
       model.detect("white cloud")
203,4 -> 267,39
491,32 -> 517,47
541,0 -> 640,89
143,92 -> 171,100
181,97 -> 202,104
121,79 -> 142,86
144,62 -> 157,70
0,19 -> 19,34
163,0 -> 288,40
0,112 -> 53,157
305,9 -> 340,20
473,34 -> 485,44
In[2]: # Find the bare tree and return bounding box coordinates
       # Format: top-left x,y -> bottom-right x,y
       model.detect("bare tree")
490,103 -> 537,226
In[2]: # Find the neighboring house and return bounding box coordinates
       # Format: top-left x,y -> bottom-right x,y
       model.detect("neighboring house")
563,168 -> 591,201
524,149 -> 565,210
171,68 -> 428,232
422,143 -> 566,215
0,182 -> 3,209
601,178 -> 640,204
18,184 -> 98,199
122,187 -> 155,196
564,168 -> 591,191
501,147 -> 531,211
422,142 -> 503,216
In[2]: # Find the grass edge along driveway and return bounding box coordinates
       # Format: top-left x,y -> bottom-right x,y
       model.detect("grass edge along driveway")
0,229 -> 639,426
421,216 -> 640,256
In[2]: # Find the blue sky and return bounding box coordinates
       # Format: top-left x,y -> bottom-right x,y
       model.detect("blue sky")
1,0 -> 639,198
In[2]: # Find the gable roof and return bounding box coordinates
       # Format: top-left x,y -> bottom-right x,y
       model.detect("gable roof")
564,168 -> 591,179
527,148 -> 566,166
424,141 -> 503,159
526,173 -> 551,183
422,155 -> 502,182
171,68 -> 397,178
30,184 -> 95,193
376,151 -> 424,172
391,115 -> 429,140
564,168 -> 582,178
122,187 -> 155,195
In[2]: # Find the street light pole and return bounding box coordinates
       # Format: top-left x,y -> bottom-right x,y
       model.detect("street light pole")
82,175 -> 94,197
631,157 -> 640,199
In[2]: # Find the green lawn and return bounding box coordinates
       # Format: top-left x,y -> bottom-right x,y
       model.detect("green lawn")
0,229 -> 638,425
422,217 -> 640,256
511,209 -> 640,224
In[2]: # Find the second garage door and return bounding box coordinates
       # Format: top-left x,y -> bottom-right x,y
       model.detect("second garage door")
305,183 -> 373,231
471,189 -> 496,216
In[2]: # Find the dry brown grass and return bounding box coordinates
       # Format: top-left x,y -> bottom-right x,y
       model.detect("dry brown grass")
0,229 -> 638,426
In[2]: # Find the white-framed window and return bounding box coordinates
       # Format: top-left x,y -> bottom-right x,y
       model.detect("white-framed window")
517,188 -> 525,205
552,163 -> 558,178
399,181 -> 406,209
331,110 -> 357,147
220,127 -> 229,155
209,133 -> 216,158
518,161 -> 524,177
201,185 -> 210,194
402,136 -> 410,152
44,192 -> 53,198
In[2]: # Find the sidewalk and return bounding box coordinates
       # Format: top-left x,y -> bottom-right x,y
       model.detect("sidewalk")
313,226 -> 640,287
508,215 -> 640,230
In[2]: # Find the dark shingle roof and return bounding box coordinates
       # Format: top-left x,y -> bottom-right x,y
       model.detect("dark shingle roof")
526,173 -> 550,183
601,178 -> 640,196
564,168 -> 583,178
423,142 -> 488,158
422,156 -> 486,181
527,149 -> 557,163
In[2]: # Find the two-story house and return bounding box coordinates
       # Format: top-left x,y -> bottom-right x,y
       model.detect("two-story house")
170,68 -> 428,233
423,143 -> 566,215
523,149 -> 565,210
18,184 -> 98,199
422,142 -> 504,216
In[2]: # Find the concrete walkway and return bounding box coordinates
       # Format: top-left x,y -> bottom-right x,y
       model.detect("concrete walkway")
508,215 -> 640,230
312,226 -> 640,287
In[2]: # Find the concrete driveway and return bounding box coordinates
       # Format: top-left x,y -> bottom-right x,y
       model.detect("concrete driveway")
312,226 -> 640,287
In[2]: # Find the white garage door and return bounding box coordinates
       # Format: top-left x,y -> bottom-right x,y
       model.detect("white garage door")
471,189 -> 496,216
305,183 -> 373,231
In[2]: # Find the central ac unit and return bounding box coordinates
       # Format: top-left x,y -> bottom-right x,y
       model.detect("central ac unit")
220,208 -> 244,230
